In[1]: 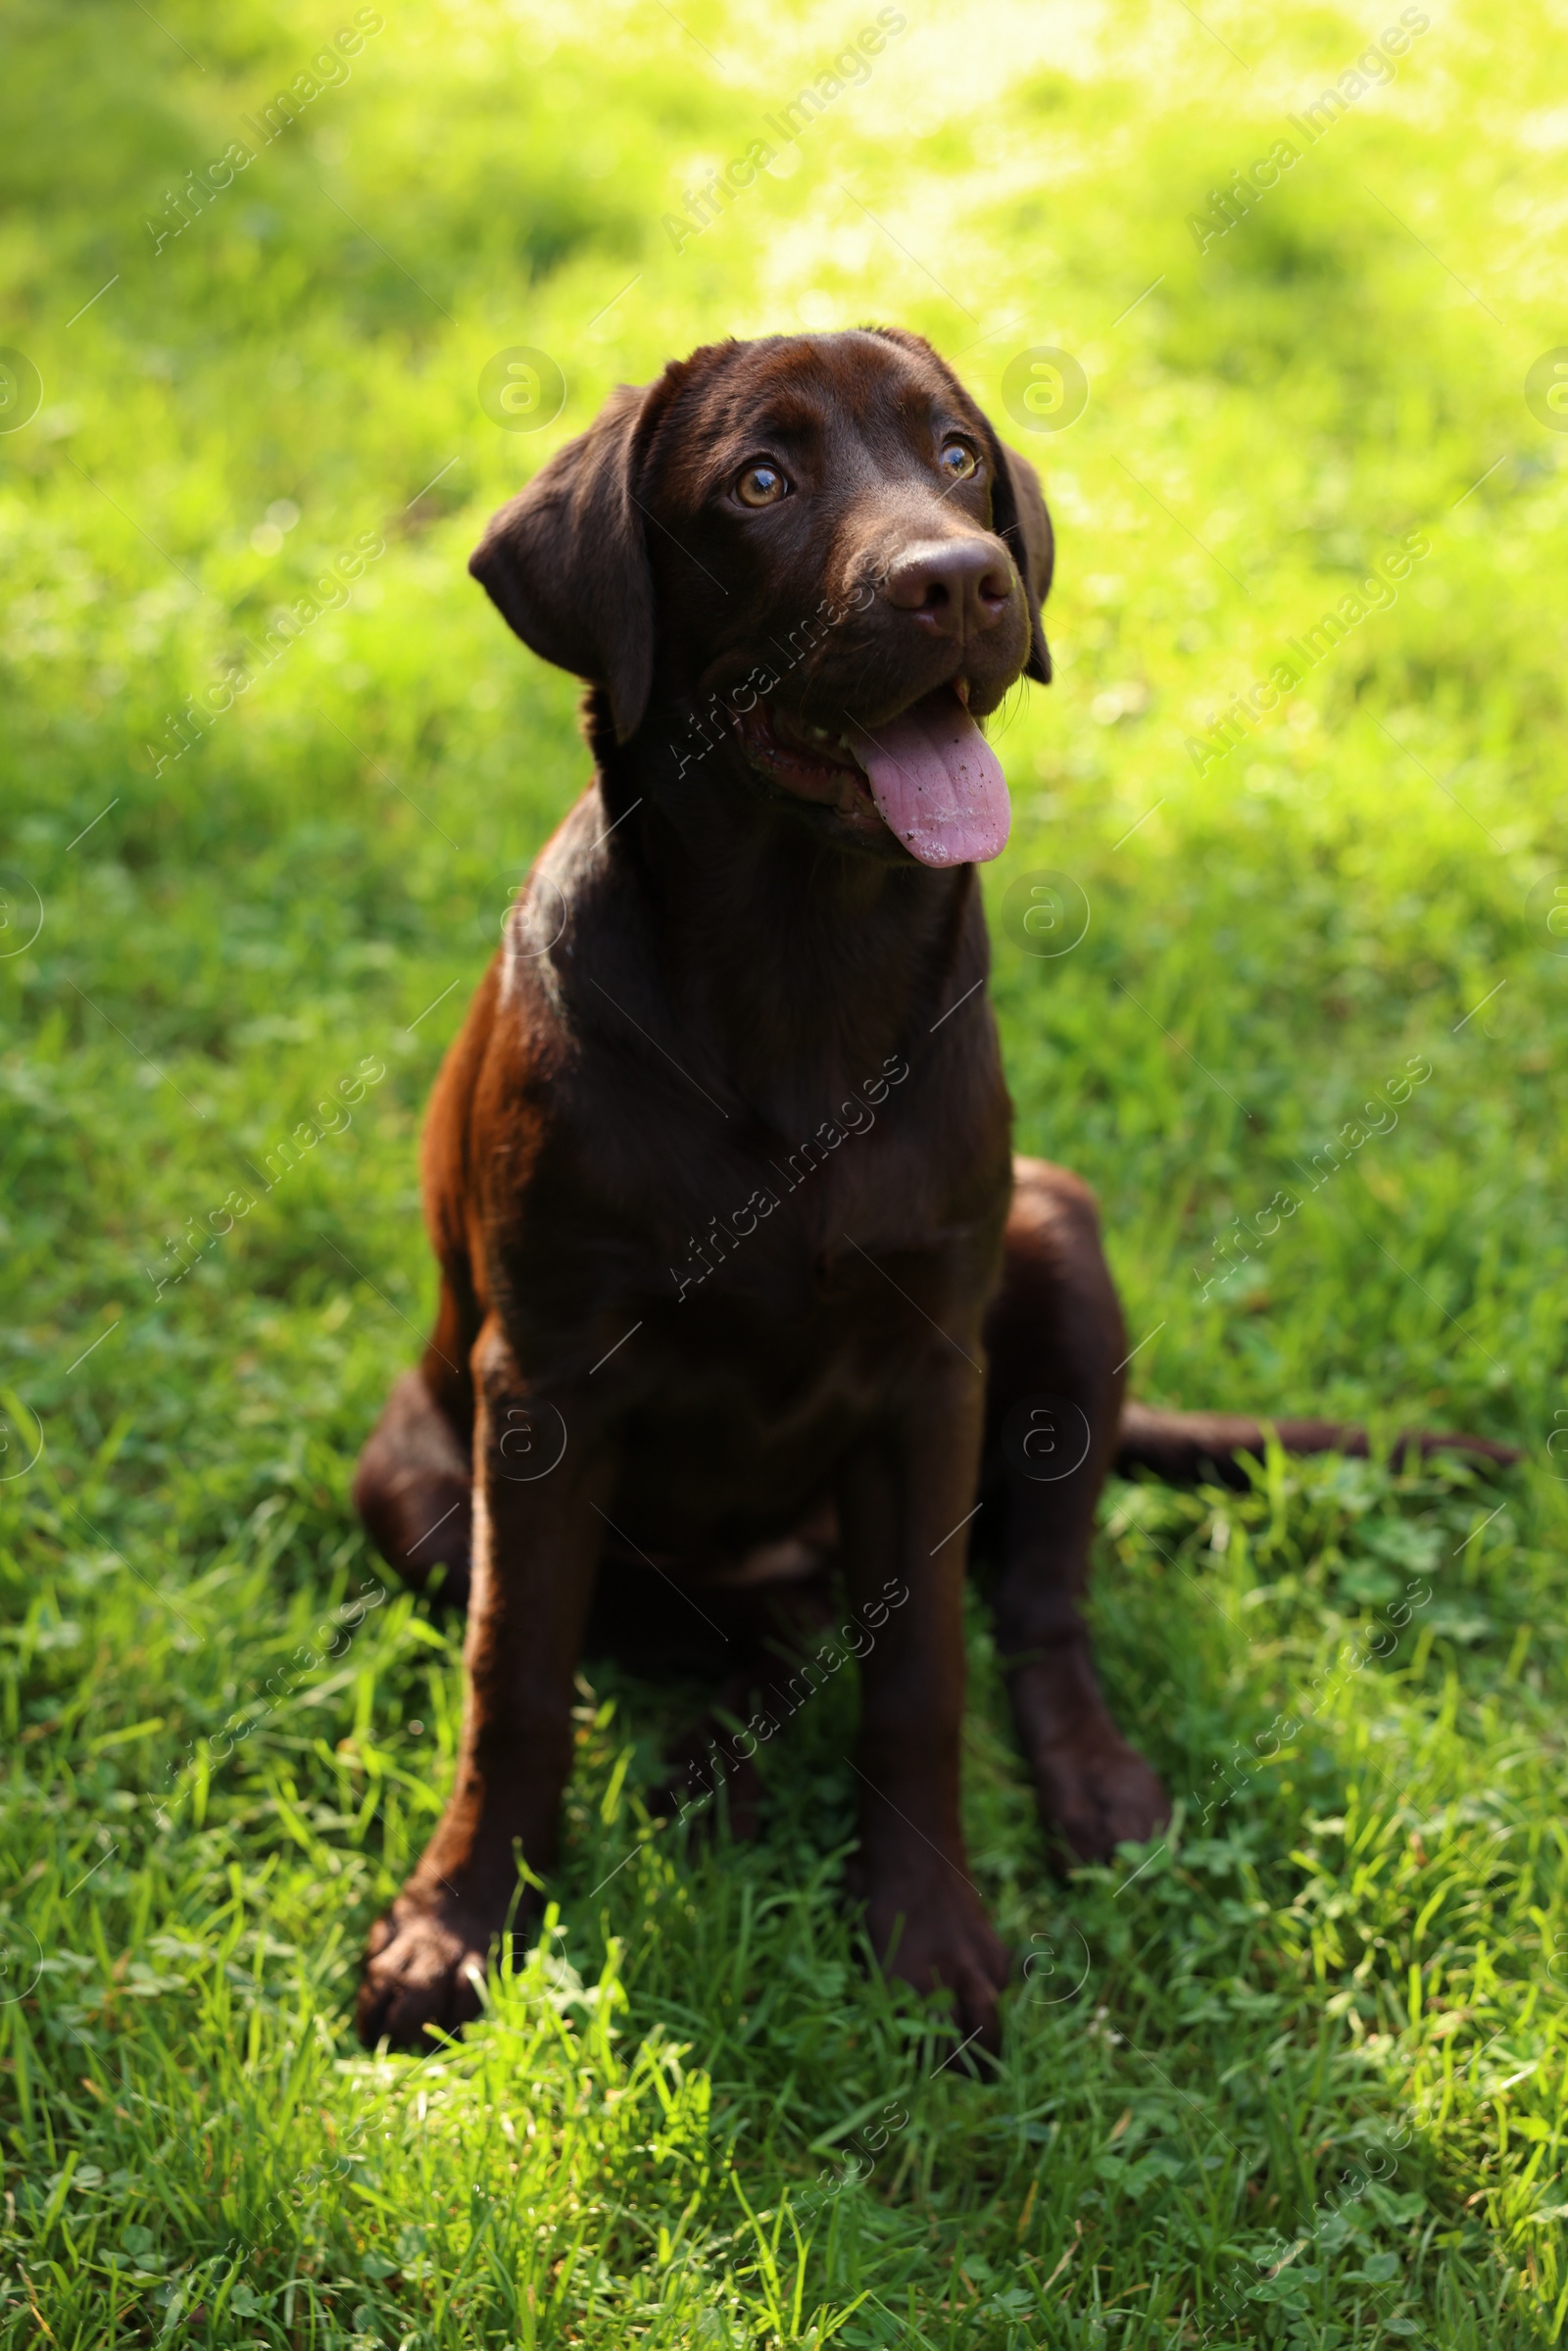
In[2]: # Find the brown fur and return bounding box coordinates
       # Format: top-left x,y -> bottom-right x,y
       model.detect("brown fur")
352,329 -> 1514,2053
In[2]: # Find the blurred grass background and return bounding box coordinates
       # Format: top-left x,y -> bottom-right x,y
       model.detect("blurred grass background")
3,0 -> 1568,2340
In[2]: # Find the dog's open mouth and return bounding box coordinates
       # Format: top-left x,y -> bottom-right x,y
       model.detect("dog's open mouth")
733,682 -> 1011,868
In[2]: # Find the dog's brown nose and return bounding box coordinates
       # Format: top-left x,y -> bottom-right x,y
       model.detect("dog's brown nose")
883,537 -> 1014,639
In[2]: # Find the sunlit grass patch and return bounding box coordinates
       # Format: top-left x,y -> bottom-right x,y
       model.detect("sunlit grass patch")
4,0 -> 1568,2339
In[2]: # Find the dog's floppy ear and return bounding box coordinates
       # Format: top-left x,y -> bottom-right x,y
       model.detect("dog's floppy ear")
984,439 -> 1054,685
469,382 -> 656,743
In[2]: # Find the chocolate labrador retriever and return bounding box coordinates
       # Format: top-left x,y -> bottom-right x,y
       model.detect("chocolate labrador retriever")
353,327 -> 1512,2052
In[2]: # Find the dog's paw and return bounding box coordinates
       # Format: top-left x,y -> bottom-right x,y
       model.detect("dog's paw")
355,1893 -> 493,2049
1031,1729 -> 1171,1867
1007,1653 -> 1172,1866
867,1879 -> 1010,2058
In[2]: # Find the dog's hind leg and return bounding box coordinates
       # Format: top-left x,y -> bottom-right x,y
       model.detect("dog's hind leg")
353,1279 -> 475,1611
980,1156 -> 1170,1864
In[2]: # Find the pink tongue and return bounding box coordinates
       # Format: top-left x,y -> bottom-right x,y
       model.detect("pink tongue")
853,690 -> 1011,867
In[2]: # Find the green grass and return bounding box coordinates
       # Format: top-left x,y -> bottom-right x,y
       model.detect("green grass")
3,0 -> 1568,2339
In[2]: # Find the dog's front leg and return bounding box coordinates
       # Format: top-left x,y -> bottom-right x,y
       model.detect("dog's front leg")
839,1351 -> 1009,2054
356,1315 -> 609,2048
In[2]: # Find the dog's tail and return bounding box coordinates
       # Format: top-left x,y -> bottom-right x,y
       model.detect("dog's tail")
1114,1401 -> 1519,1491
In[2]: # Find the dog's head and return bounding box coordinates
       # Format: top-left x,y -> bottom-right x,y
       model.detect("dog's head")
470,329 -> 1054,868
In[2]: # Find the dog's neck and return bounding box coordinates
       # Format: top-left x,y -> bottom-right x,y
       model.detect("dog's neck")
588,695 -> 982,1121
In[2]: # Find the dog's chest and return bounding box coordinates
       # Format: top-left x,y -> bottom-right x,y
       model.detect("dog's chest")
667,1062 -> 925,1295
605,1208 -> 991,1542
598,1083 -> 1004,1457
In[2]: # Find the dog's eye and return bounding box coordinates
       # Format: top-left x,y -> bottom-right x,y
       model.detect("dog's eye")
734,463 -> 789,508
939,439 -> 979,480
